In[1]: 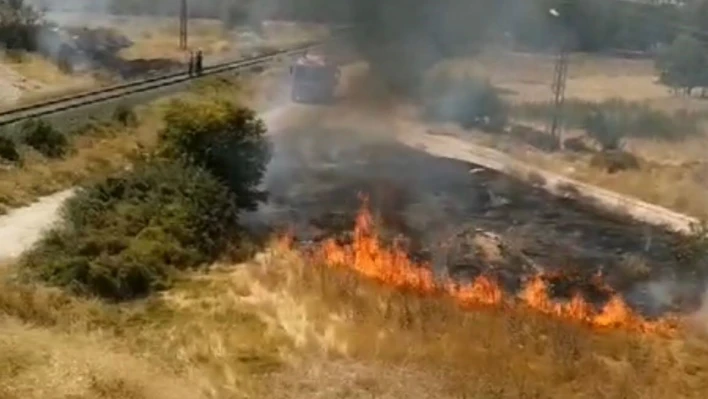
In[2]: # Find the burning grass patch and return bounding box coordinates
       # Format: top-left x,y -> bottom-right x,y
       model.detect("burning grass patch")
3,221 -> 708,399
292,196 -> 682,335
249,233 -> 708,399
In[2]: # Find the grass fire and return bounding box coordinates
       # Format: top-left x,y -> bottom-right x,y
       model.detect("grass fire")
284,194 -> 681,337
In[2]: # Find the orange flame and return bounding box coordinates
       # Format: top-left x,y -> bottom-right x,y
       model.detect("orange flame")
307,195 -> 679,336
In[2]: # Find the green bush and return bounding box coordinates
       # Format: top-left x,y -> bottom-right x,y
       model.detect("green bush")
20,160 -> 241,301
112,104 -> 138,127
0,136 -> 20,163
583,108 -> 626,151
422,75 -> 508,132
513,98 -> 701,140
159,97 -> 271,210
19,119 -> 68,158
21,97 -> 272,300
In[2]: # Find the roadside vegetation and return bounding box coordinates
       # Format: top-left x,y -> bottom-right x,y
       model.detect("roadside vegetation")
0,74 -> 260,214
20,95 -> 269,300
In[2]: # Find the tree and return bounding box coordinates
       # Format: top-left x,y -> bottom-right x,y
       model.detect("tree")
0,0 -> 43,51
656,34 -> 708,95
159,98 -> 271,210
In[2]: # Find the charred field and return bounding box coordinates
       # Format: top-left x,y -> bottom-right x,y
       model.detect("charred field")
246,124 -> 705,324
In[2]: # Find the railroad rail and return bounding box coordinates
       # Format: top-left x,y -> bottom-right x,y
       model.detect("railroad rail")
0,38 -> 337,128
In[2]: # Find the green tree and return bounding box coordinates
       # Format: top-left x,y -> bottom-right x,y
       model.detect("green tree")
0,0 -> 42,51
656,34 -> 708,95
159,98 -> 271,210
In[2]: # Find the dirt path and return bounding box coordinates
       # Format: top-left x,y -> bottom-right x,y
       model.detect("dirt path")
0,64 -> 25,107
0,189 -> 74,261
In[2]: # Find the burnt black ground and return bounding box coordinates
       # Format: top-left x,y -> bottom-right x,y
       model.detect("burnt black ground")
246,124 -> 703,317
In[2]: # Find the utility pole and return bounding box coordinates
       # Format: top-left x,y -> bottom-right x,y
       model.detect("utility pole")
179,0 -> 188,50
548,42 -> 569,150
546,7 -> 568,151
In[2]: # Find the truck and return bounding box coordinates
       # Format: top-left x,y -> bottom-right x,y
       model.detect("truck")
290,49 -> 340,103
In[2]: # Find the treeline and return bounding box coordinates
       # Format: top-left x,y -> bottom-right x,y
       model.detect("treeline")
0,0 -> 43,50
501,0 -> 683,52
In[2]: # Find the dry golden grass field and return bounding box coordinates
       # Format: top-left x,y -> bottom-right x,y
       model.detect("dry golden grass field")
3,49 -> 708,399
109,17 -> 327,61
3,225 -> 708,399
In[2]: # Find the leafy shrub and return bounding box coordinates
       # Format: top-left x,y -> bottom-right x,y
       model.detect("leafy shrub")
21,97 -> 272,300
112,104 -> 138,127
159,97 -> 271,210
20,160 -> 241,301
0,136 -> 20,163
422,74 -> 508,132
583,108 -> 626,151
19,119 -> 68,158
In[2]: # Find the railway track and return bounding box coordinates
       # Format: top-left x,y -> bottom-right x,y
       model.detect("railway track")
0,39 -> 333,129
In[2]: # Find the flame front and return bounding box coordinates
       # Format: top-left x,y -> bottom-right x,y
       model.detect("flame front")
309,196 -> 678,335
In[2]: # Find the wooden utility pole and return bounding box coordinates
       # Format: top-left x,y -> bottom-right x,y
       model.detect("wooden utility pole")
179,0 -> 188,50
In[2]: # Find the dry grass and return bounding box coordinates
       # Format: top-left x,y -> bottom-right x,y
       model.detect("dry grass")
4,241 -> 708,399
118,19 -> 232,61
0,70 -> 279,213
0,51 -> 97,109
453,127 -> 708,219
0,257 -> 292,399
0,51 -> 92,87
117,19 -> 327,62
13,80 -> 108,108
433,49 -> 708,111
248,246 -> 708,399
0,319 -> 204,399
0,106 -> 161,213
